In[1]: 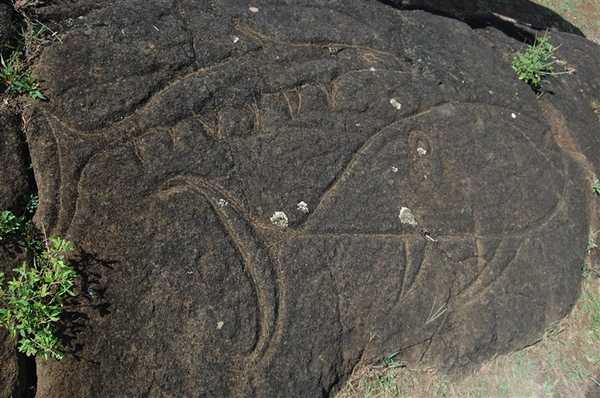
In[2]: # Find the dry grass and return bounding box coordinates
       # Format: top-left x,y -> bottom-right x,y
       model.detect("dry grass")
534,0 -> 600,43
338,267 -> 600,398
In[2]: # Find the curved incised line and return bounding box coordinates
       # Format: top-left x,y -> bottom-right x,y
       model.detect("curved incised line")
234,20 -> 403,65
163,176 -> 279,367
305,101 -> 566,235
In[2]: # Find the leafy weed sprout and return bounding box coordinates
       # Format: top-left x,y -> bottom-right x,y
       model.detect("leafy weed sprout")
0,210 -> 22,239
512,35 -> 570,90
0,1 -> 57,100
593,179 -> 600,196
0,237 -> 76,360
0,197 -> 77,360
0,52 -> 45,100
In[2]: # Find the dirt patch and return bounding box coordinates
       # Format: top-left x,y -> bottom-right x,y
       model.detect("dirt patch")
534,0 -> 600,42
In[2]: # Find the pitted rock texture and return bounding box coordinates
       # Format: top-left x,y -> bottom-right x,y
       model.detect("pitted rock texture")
7,0 -> 600,397
0,109 -> 33,212
0,2 -> 18,57
0,324 -> 18,398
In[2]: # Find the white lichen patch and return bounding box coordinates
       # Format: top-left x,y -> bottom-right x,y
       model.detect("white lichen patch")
297,201 -> 309,214
389,98 -> 402,111
399,207 -> 418,226
416,147 -> 428,156
270,211 -> 289,228
249,6 -> 259,13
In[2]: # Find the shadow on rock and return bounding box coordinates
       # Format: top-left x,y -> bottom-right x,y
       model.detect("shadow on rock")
379,0 -> 584,42
59,250 -> 115,357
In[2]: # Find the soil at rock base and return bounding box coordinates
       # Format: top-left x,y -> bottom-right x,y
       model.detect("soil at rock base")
534,0 -> 600,43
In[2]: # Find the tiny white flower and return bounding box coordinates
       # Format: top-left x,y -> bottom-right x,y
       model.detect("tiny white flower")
391,166 -> 399,173
217,321 -> 224,330
217,198 -> 228,208
270,211 -> 288,228
297,201 -> 309,214
232,36 -> 240,44
389,98 -> 402,111
416,147 -> 427,156
369,67 -> 376,72
511,113 -> 517,119
249,6 -> 259,13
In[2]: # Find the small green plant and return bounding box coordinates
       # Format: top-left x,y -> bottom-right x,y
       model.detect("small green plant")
583,286 -> 600,342
0,236 -> 76,360
25,194 -> 39,215
0,198 -> 76,360
593,179 -> 600,196
0,196 -> 38,242
0,210 -> 23,240
0,53 -> 45,100
588,238 -> 598,253
378,351 -> 403,369
512,35 -> 563,89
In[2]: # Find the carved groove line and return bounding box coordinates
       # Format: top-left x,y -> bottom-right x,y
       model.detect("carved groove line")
304,102 -> 567,238
164,176 -> 281,367
234,22 -> 403,65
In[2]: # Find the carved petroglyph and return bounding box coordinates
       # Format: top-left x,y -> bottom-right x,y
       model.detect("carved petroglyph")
162,176 -> 281,368
30,2 -> 594,394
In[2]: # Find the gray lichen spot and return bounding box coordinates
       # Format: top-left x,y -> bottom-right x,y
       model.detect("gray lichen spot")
389,98 -> 402,111
297,201 -> 309,214
270,211 -> 289,228
399,207 -> 418,226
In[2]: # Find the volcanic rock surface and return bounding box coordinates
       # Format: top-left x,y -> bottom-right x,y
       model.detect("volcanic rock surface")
0,2 -> 18,57
1,0 -> 600,397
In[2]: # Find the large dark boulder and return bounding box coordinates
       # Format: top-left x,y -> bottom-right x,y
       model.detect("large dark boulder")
3,0 -> 599,397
